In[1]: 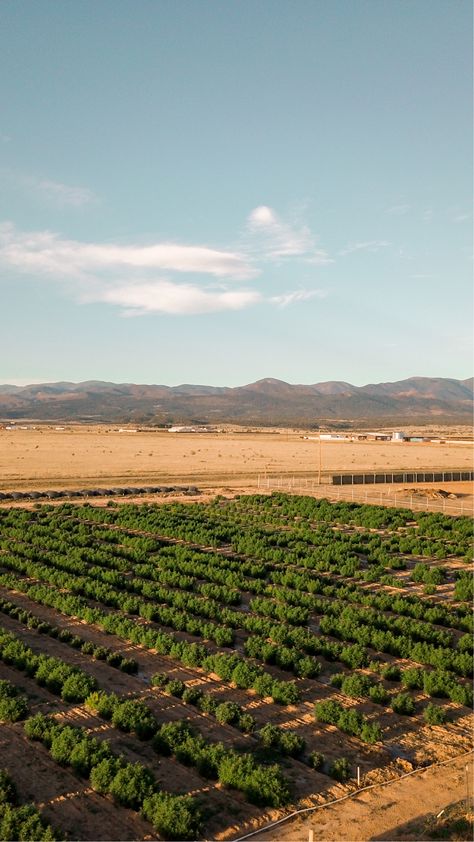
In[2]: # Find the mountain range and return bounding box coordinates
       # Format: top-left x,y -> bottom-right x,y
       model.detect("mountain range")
0,377 -> 472,426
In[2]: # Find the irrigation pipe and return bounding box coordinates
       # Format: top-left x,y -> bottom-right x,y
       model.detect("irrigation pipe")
230,749 -> 474,842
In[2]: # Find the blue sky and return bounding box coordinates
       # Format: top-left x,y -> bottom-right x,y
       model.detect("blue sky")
0,0 -> 472,386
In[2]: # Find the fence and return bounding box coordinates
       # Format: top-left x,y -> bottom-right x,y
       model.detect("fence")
256,476 -> 473,516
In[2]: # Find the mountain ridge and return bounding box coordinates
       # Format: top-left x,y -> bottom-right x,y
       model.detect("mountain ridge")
0,376 -> 471,425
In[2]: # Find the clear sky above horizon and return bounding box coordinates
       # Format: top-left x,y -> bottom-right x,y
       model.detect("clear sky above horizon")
0,0 -> 472,387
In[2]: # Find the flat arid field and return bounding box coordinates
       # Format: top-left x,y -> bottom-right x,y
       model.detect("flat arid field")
0,425 -> 472,490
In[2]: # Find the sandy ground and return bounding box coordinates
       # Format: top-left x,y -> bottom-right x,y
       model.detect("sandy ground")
251,753 -> 474,842
0,426 -> 472,489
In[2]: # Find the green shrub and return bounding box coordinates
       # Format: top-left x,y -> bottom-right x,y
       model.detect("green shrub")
109,762 -> 155,810
85,691 -> 119,720
90,757 -> 123,794
341,674 -> 371,699
279,731 -> 305,757
238,713 -> 256,733
257,724 -> 280,749
215,702 -> 241,726
61,672 -> 97,703
165,680 -> 185,698
360,722 -> 382,743
141,792 -> 202,841
111,700 -> 157,740
181,687 -> 203,706
150,672 -> 168,687
401,668 -> 424,690
308,751 -> 324,771
0,770 -> 16,806
423,703 -> 447,725
329,757 -> 351,782
391,693 -> 415,715
0,695 -> 28,723
381,664 -> 401,681
314,700 -> 343,726
368,683 -> 389,705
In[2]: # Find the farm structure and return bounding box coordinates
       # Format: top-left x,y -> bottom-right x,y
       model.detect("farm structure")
332,469 -> 474,485
0,492 -> 471,841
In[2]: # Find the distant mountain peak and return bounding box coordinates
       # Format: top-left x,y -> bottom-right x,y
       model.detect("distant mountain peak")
0,376 -> 470,424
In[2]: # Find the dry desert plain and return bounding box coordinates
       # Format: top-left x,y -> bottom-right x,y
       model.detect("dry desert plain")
0,424 -> 472,497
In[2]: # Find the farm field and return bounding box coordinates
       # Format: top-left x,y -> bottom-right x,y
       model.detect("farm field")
0,492 -> 472,840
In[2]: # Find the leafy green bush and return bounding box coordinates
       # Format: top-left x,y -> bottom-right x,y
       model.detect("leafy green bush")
308,751 -> 324,770
60,672 -> 97,703
90,757 -> 123,794
423,703 -> 447,725
368,683 -> 389,705
314,700 -> 343,726
238,713 -> 256,733
279,731 -> 305,757
258,724 -> 280,749
85,690 -> 119,720
109,762 -> 155,810
181,687 -> 203,706
0,803 -> 59,841
0,770 -> 16,806
340,674 -> 371,698
165,680 -> 186,698
401,668 -> 424,690
141,792 -> 202,841
329,757 -> 350,782
215,702 -> 241,726
391,693 -> 415,715
381,664 -> 401,681
111,700 -> 157,740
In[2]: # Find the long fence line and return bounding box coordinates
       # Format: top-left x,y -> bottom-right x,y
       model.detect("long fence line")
256,476 -> 473,516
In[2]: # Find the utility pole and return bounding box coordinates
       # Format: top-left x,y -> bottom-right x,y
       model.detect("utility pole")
318,429 -> 322,485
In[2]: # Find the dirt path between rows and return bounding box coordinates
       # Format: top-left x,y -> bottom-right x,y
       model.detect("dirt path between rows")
248,752 -> 473,841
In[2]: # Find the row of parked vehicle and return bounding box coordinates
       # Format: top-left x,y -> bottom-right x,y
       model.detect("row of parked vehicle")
0,485 -> 200,501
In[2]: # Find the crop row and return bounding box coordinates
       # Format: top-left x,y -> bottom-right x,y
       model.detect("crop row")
24,714 -> 201,840
0,768 -> 59,841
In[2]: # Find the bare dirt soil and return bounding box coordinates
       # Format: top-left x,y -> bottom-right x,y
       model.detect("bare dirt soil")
0,426 -> 472,491
252,753 -> 474,842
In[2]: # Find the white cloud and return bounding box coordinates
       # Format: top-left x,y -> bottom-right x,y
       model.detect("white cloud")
98,281 -> 262,316
0,222 -> 256,280
0,211 -> 332,317
339,240 -> 390,257
271,288 -> 327,308
246,205 -> 332,264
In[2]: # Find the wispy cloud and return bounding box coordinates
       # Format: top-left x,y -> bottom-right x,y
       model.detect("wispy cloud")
385,203 -> 410,215
246,205 -> 332,265
339,240 -> 390,257
32,178 -> 97,208
0,222 -> 256,280
0,211 -> 331,317
98,281 -> 262,316
270,289 -> 327,308
1,169 -> 98,208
